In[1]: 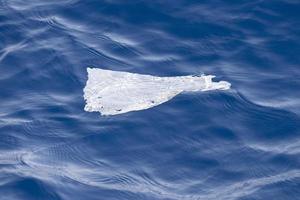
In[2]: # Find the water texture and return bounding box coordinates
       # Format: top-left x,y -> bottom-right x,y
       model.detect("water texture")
0,0 -> 300,199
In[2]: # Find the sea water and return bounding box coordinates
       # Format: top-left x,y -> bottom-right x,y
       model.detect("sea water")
0,1 -> 300,200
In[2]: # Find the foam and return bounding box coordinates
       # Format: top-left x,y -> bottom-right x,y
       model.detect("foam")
83,68 -> 231,116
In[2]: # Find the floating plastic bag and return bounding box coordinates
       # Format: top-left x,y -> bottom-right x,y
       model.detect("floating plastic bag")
83,68 -> 230,116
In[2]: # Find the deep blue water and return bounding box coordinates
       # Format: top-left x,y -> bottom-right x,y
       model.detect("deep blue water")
1,0 -> 300,199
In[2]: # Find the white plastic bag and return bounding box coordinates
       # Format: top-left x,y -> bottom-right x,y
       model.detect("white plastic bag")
83,68 -> 230,116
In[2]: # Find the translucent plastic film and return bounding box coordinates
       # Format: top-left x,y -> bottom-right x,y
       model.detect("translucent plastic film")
83,68 -> 231,116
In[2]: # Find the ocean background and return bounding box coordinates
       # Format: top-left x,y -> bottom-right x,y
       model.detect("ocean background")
1,0 -> 300,199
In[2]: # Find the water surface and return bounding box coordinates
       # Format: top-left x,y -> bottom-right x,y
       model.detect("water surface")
0,1 -> 300,199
